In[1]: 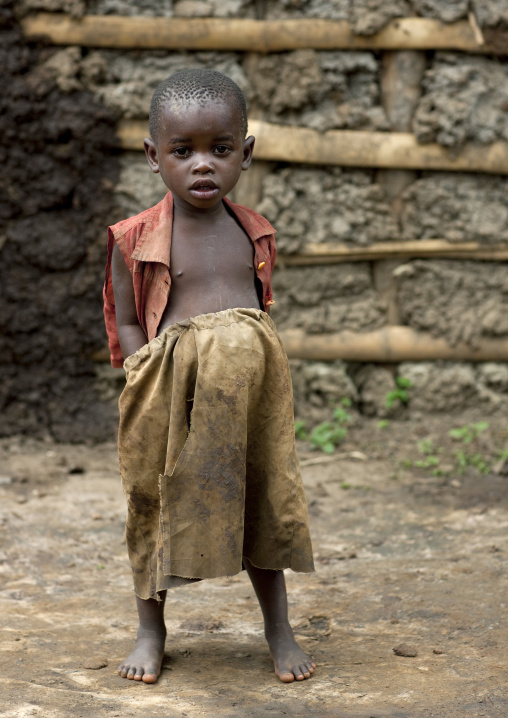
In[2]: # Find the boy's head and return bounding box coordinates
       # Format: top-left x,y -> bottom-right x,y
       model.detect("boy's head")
149,69 -> 248,146
144,69 -> 254,210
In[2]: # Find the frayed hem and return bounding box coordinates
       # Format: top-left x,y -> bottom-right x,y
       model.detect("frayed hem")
132,560 -> 315,599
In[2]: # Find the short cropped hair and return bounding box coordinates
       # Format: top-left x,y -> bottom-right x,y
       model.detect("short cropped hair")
149,69 -> 248,143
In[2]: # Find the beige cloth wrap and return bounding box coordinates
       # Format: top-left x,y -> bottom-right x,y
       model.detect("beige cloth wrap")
118,308 -> 314,599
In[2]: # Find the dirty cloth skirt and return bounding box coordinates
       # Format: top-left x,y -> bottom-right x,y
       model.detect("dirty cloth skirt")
118,307 -> 314,599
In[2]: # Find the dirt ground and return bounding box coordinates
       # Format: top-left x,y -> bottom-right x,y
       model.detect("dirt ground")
1,416 -> 507,718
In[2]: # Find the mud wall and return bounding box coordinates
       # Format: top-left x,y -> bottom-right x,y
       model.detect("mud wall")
3,0 -> 508,439
0,0 -> 121,441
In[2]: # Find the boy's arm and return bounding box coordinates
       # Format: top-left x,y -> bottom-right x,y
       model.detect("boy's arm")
111,244 -> 148,359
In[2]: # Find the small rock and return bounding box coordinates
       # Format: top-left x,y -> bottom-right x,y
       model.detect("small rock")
433,648 -> 443,655
15,495 -> 27,504
68,466 -> 85,475
393,644 -> 418,657
82,657 -> 108,670
0,476 -> 13,485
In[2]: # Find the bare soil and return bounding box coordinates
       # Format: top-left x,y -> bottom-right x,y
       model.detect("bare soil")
1,416 -> 506,718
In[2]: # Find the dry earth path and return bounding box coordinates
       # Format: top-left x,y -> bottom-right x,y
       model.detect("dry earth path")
0,421 -> 506,717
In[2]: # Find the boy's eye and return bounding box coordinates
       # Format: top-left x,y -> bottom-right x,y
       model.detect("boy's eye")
173,147 -> 191,157
214,145 -> 231,155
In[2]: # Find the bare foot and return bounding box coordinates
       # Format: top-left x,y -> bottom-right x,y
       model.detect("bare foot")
265,622 -> 316,683
117,627 -> 167,684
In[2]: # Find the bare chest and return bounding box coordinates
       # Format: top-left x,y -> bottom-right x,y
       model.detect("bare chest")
169,222 -> 255,283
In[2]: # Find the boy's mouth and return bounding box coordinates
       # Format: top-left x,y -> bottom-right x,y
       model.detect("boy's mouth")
190,179 -> 219,199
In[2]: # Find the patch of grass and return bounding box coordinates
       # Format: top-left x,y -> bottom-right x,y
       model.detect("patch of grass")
309,422 -> 348,454
414,455 -> 440,469
296,398 -> 353,454
448,422 -> 491,475
340,481 -> 371,491
413,437 -> 441,470
377,419 -> 389,429
385,376 -> 413,409
455,449 -> 491,475
401,422 -> 494,478
417,437 -> 435,455
449,421 -> 489,444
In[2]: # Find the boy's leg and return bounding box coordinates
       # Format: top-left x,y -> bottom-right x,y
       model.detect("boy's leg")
118,576 -> 200,683
118,592 -> 167,683
244,557 -> 315,683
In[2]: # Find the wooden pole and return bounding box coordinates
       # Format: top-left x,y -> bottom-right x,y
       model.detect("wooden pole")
91,326 -> 508,363
119,119 -> 508,175
21,14 -> 501,53
375,50 -> 426,325
279,326 -> 508,362
277,241 -> 508,265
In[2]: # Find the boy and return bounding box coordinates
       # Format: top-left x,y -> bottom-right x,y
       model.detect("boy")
103,69 -> 315,685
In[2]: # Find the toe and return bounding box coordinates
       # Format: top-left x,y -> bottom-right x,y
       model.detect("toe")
142,674 -> 157,684
133,667 -> 144,681
277,669 -> 295,683
293,665 -> 305,681
127,666 -> 137,680
299,664 -> 311,678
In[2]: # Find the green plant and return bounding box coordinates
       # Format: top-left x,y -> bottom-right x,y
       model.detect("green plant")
417,437 -> 434,455
449,421 -> 489,444
497,446 -> 508,461
333,397 -> 352,423
455,449 -> 491,475
448,422 -> 491,475
413,437 -> 441,469
309,421 -> 347,454
385,376 -> 413,409
414,455 -> 440,469
469,453 -> 491,474
308,398 -> 352,454
377,419 -> 389,429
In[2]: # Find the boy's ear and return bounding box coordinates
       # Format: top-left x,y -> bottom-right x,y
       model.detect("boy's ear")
241,135 -> 255,171
144,137 -> 160,174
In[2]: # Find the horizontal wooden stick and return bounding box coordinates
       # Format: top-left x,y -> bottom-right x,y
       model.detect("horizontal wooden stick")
119,119 -> 508,175
21,13 -> 499,53
279,240 -> 508,265
92,326 -> 508,363
279,326 -> 508,362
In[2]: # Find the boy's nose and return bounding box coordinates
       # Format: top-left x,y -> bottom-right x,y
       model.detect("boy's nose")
192,154 -> 214,173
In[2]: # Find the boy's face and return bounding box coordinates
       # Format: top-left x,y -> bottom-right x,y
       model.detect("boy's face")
144,99 -> 254,213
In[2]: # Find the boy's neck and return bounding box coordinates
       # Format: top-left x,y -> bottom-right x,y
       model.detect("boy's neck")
172,195 -> 228,222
